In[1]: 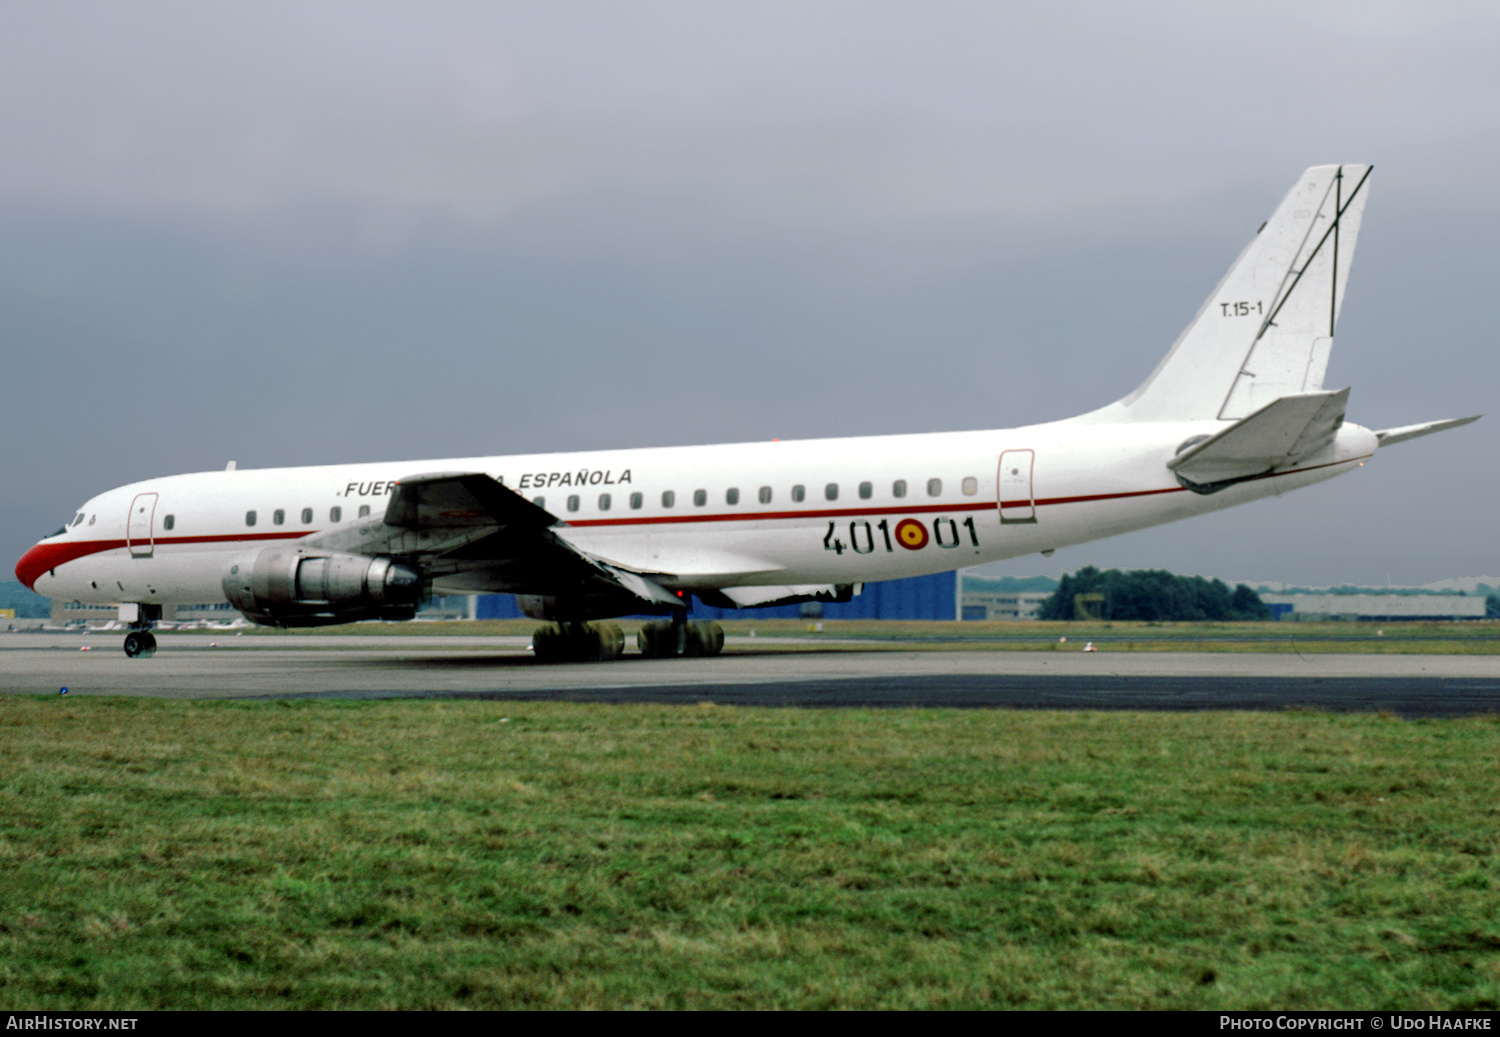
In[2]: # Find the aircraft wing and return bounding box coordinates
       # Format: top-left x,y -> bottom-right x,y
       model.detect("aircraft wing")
303,472 -> 683,612
1166,388 -> 1350,493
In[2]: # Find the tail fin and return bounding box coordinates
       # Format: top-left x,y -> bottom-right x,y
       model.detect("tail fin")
1114,164 -> 1372,422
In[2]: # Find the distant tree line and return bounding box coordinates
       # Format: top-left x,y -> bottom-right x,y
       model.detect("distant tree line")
1039,567 -> 1271,622
0,581 -> 52,619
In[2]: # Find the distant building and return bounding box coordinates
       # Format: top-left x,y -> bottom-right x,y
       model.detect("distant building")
50,600 -> 241,625
1261,594 -> 1486,621
960,590 -> 1051,621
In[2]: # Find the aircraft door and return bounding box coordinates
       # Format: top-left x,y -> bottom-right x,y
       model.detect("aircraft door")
127,493 -> 158,557
998,450 -> 1036,524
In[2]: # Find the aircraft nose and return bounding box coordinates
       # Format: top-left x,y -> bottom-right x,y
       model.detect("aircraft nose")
15,543 -> 53,591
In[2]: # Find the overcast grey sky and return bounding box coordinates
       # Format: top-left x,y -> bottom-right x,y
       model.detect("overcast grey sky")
3,1 -> 1495,587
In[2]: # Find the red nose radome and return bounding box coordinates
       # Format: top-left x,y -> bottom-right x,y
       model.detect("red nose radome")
15,539 -> 117,590
15,544 -> 47,590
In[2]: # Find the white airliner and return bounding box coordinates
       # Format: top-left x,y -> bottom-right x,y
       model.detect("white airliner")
15,165 -> 1479,660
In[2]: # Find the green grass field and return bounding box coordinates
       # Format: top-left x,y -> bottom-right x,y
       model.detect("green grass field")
3,697 -> 1498,1009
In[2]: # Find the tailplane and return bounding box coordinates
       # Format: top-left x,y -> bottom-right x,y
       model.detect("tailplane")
1108,164 -> 1372,423
1166,388 -> 1349,494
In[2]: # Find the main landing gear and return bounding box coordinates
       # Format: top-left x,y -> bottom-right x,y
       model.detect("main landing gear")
122,604 -> 163,659
531,622 -> 627,663
529,617 -> 725,663
637,619 -> 725,658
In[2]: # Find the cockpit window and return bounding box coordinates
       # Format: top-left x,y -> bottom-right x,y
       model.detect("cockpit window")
72,513 -> 85,527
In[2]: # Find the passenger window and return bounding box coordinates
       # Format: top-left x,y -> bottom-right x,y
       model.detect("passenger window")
693,489 -> 707,507
759,486 -> 772,504
273,509 -> 285,525
599,493 -> 611,511
791,484 -> 805,503
926,478 -> 942,497
662,490 -> 675,508
359,505 -> 371,518
567,495 -> 580,512
858,481 -> 872,500
245,510 -> 257,527
726,488 -> 740,505
163,514 -> 175,531
825,483 -> 838,501
330,507 -> 342,523
301,508 -> 313,524
630,492 -> 643,510
531,497 -> 544,509
962,476 -> 978,496
893,480 -> 907,498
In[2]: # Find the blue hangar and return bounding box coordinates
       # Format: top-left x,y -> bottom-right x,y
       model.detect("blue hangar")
472,571 -> 960,622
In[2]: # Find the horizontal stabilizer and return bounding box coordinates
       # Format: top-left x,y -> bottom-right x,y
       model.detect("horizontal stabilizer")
1375,415 -> 1481,447
1167,388 -> 1349,491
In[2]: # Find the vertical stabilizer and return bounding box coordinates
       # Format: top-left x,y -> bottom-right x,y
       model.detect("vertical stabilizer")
1113,165 -> 1371,422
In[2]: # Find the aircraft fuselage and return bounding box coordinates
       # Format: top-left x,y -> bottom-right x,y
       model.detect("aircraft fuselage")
19,417 -> 1377,608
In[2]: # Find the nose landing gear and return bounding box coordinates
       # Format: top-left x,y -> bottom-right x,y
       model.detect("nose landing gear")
121,604 -> 162,659
122,630 -> 157,658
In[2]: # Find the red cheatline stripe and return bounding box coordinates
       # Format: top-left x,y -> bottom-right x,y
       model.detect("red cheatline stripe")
564,455 -> 1367,528
14,531 -> 307,589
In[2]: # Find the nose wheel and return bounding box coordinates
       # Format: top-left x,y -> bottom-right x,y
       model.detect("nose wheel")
122,630 -> 157,658
121,604 -> 162,658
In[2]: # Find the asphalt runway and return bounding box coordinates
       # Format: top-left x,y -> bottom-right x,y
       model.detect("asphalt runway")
4,632 -> 1500,717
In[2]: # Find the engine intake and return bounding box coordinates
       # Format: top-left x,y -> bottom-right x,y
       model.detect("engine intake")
223,547 -> 424,627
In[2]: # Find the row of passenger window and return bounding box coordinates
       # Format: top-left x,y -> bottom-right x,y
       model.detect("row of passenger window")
244,505 -> 372,527
234,476 -> 981,525
536,477 -> 981,514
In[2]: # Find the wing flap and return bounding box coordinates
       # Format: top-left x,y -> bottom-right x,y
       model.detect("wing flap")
702,584 -> 859,610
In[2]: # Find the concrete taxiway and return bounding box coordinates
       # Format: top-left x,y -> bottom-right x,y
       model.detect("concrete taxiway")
3,633 -> 1499,717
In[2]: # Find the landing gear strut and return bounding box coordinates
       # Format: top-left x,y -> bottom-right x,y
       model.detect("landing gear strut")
122,604 -> 162,659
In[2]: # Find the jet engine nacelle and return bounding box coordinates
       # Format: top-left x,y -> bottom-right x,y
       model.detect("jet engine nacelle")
222,547 -> 424,627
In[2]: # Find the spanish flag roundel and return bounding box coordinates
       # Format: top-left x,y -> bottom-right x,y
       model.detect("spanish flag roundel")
894,518 -> 928,550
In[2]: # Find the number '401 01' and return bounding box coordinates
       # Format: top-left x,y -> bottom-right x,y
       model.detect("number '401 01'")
824,517 -> 978,554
